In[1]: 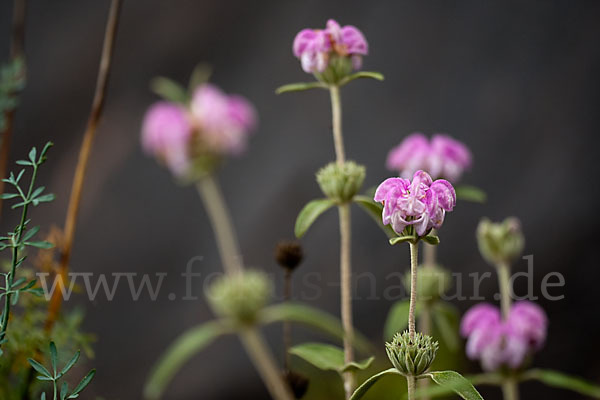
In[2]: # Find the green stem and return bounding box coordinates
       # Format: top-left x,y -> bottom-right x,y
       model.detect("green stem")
329,85 -> 345,165
339,202 -> 355,398
52,380 -> 57,400
408,241 -> 419,339
0,162 -> 38,347
239,328 -> 294,400
407,375 -> 417,400
196,174 -> 243,275
501,377 -> 519,400
496,262 -> 512,320
197,175 -> 291,399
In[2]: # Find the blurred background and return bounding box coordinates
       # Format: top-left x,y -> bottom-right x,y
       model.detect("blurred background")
0,0 -> 599,399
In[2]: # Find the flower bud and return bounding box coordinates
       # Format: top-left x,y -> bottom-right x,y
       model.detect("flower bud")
275,241 -> 304,271
477,217 -> 524,265
206,270 -> 272,325
316,161 -> 365,203
385,331 -> 439,376
404,266 -> 451,302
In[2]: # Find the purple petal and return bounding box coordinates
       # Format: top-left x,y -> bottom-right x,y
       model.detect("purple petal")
461,303 -> 501,337
430,179 -> 456,211
340,25 -> 368,55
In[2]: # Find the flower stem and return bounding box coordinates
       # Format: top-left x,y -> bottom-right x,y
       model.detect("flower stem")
240,328 -> 294,400
406,375 -> 417,400
196,174 -> 243,275
408,241 -> 419,339
339,202 -> 355,398
45,0 -> 122,332
329,85 -> 345,165
501,377 -> 519,400
496,262 -> 512,320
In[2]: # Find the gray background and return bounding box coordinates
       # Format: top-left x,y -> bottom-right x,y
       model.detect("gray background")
0,0 -> 599,399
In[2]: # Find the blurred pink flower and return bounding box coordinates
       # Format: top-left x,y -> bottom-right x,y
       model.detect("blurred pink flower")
141,83 -> 256,178
386,133 -> 472,183
460,301 -> 548,371
374,170 -> 456,237
292,19 -> 368,74
191,84 -> 257,155
141,102 -> 192,176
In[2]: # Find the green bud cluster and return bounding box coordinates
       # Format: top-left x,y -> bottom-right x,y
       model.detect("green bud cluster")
386,331 -> 439,376
206,270 -> 272,325
477,217 -> 524,265
404,266 -> 451,302
316,161 -> 365,203
314,54 -> 354,85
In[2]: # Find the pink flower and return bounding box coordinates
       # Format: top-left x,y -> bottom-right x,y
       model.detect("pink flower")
141,83 -> 257,178
374,170 -> 456,237
460,301 -> 548,371
292,19 -> 368,74
191,84 -> 257,155
386,133 -> 472,183
141,102 -> 192,176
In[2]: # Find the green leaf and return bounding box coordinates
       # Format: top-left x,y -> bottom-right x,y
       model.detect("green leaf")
25,241 -> 54,249
384,300 -> 410,341
60,350 -> 80,377
150,77 -> 189,104
28,147 -> 37,165
40,392 -> 46,400
421,235 -> 440,245
260,302 -> 371,353
188,63 -> 212,92
68,369 -> 95,397
349,368 -> 402,400
432,302 -> 460,352
389,236 -> 416,246
427,371 -> 484,400
22,225 -> 40,242
33,193 -> 55,204
342,356 -> 375,373
275,81 -> 327,94
144,321 -> 232,400
289,343 -> 345,371
60,381 -> 69,400
455,185 -> 486,203
49,342 -> 58,376
0,193 -> 19,199
338,71 -> 385,86
353,195 -> 396,238
39,142 -> 53,162
522,369 -> 600,398
28,358 -> 52,378
294,198 -> 336,238
289,342 -> 374,374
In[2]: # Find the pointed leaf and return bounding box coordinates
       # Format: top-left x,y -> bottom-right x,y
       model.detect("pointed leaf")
522,369 -> 600,398
342,356 -> 375,373
188,63 -> 212,92
294,198 -> 336,238
354,195 -> 396,238
144,321 -> 232,400
150,77 -> 189,104
276,81 -> 327,94
28,147 -> 37,164
25,241 -> 54,249
60,350 -> 80,377
389,236 -> 416,246
60,381 -> 69,400
427,371 -> 484,400
432,303 -> 460,352
68,369 -> 95,397
28,358 -> 51,378
421,235 -> 440,245
261,302 -> 371,353
49,342 -> 58,376
0,193 -> 19,199
349,368 -> 402,400
455,185 -> 486,203
289,343 -> 345,371
339,71 -> 385,87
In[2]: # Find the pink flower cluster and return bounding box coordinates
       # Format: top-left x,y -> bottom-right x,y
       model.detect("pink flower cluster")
461,302 -> 548,371
374,170 -> 456,237
141,84 -> 256,177
293,19 -> 368,73
386,133 -> 472,183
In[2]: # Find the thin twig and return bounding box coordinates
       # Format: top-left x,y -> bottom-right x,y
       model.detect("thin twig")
45,0 -> 123,331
